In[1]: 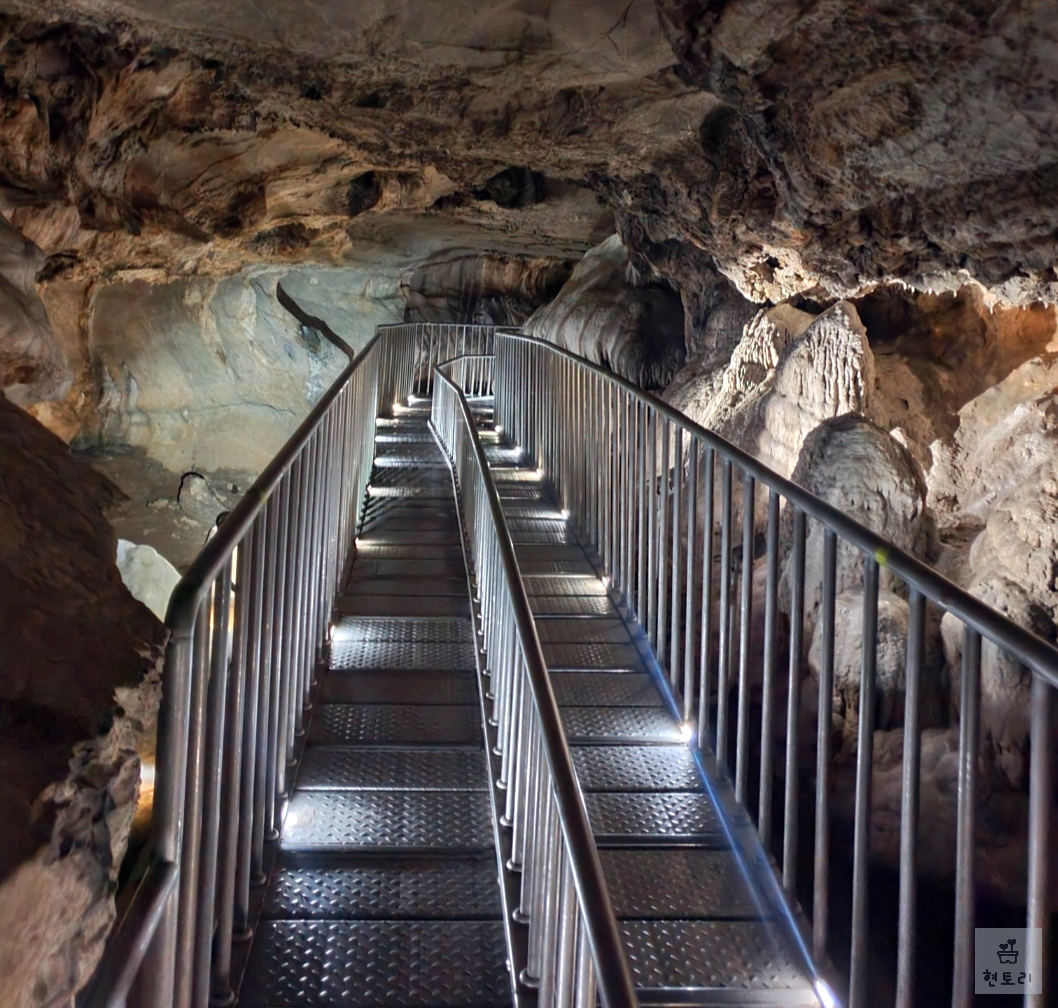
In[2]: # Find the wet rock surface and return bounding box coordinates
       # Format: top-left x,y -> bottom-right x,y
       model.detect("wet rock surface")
0,392 -> 163,1005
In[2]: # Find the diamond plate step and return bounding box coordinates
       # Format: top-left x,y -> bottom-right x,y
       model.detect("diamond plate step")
297,748 -> 487,791
530,594 -> 618,617
263,859 -> 502,920
308,704 -> 481,747
621,919 -> 812,992
522,574 -> 607,596
359,516 -> 459,533
351,544 -> 464,561
355,526 -> 463,541
600,849 -> 761,920
348,559 -> 469,581
586,792 -> 723,843
329,639 -> 477,671
513,544 -> 586,561
550,672 -> 661,708
561,706 -> 682,744
281,790 -> 493,851
331,617 -> 473,644
339,596 -> 471,618
343,578 -> 467,598
545,642 -> 646,670
518,559 -> 596,575
535,618 -> 630,644
319,671 -> 477,705
241,920 -> 509,1007
511,530 -> 579,545
573,746 -> 701,792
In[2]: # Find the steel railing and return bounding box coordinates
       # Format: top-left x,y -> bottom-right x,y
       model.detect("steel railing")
493,330 -> 1057,1008
431,355 -> 639,1008
378,322 -> 505,396
84,322 -> 457,1008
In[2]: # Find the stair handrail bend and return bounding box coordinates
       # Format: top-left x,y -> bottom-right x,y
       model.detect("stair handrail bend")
431,356 -> 639,1008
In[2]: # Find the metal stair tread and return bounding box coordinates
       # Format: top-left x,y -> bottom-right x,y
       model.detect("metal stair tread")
280,790 -> 493,851
307,704 -> 482,746
262,858 -> 502,921
297,748 -> 487,791
240,919 -> 509,1007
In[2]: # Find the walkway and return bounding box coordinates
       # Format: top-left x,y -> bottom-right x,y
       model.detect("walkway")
486,411 -> 817,1003
241,400 -> 509,1007
237,394 -> 815,1006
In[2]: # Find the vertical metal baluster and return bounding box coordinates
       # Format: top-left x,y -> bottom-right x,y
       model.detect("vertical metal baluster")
735,473 -> 755,804
716,459 -> 734,776
275,467 -> 300,806
658,419 -> 671,660
574,912 -> 596,1008
669,430 -> 683,687
235,519 -> 266,931
896,587 -> 925,1008
646,409 -> 658,642
683,443 -> 699,723
849,558 -> 878,1008
174,593 -> 212,1008
254,500 -> 279,865
697,447 -> 715,741
783,508 -> 806,897
636,401 -> 648,623
758,490 -> 780,845
194,565 -> 233,1008
952,627 -> 981,1008
265,480 -> 290,838
814,527 -> 838,962
554,857 -> 577,1008
211,536 -> 252,1004
1025,673 -> 1053,1008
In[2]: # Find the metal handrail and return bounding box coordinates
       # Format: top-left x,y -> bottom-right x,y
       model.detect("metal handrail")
495,329 -> 1058,685
430,356 -> 638,1008
493,329 -> 1056,1008
85,321 -> 443,1008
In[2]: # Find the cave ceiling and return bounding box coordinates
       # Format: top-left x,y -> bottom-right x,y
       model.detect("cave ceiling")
1,0 -> 1053,309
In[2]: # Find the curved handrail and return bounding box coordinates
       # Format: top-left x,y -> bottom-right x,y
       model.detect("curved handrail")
494,329 -> 1058,687
163,331 -> 381,635
432,357 -> 639,1008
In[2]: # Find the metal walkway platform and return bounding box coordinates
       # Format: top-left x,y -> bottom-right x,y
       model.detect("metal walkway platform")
236,396 -> 814,1007
240,403 -> 510,1008
485,411 -> 816,1005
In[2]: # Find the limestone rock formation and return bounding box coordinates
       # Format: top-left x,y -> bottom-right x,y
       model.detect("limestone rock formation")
941,577 -> 1056,789
0,393 -> 163,1005
670,301 -> 874,481
116,540 -> 181,621
524,235 -> 686,388
780,416 -> 930,639
807,589 -> 944,747
651,0 -> 1058,306
0,216 -> 66,403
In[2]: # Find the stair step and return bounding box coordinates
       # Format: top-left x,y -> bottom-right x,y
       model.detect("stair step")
319,670 -> 477,706
263,857 -> 502,921
281,790 -> 493,852
307,704 -> 482,747
240,919 -> 509,1007
297,748 -> 487,792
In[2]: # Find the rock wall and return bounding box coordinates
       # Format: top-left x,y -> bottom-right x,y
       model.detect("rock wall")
524,235 -> 686,388
0,392 -> 163,1005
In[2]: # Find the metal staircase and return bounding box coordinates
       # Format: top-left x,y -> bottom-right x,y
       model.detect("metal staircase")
88,324 -> 1057,1008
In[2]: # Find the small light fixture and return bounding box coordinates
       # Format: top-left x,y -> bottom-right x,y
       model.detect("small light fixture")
680,722 -> 694,742
560,509 -> 569,520
814,979 -> 839,1008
